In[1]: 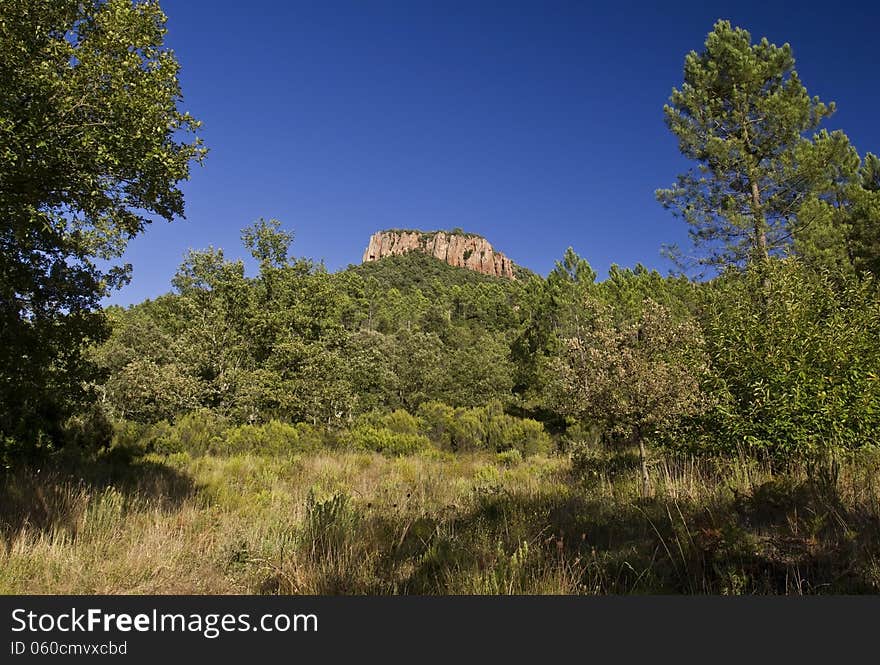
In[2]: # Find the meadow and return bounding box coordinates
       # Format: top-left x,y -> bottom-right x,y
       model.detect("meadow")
3,434 -> 878,595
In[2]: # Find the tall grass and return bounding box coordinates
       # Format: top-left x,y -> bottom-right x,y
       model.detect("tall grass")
1,444 -> 878,594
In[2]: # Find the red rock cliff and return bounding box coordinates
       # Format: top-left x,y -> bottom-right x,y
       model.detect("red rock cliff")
362,230 -> 516,279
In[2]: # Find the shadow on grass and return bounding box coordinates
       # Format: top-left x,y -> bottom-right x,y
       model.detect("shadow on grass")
398,479 -> 880,594
0,445 -> 196,543
251,458 -> 880,594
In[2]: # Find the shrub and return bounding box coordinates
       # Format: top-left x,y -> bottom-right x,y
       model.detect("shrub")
62,404 -> 114,451
158,410 -> 227,455
113,410 -> 227,456
696,259 -> 880,467
125,420 -> 174,454
418,401 -> 552,455
496,449 -> 523,467
342,426 -> 430,456
448,407 -> 487,452
301,490 -> 360,562
356,409 -> 422,435
484,412 -> 552,456
218,421 -> 324,455
559,420 -> 600,454
111,419 -> 152,451
416,401 -> 456,449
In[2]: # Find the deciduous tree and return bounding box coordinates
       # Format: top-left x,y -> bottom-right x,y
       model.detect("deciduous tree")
0,0 -> 204,447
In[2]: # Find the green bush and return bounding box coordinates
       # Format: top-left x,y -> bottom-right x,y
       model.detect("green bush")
110,419 -> 152,451
417,400 -> 552,455
495,449 -> 523,466
62,404 -> 114,451
156,410 -> 227,455
355,409 -> 422,435
124,420 -> 175,454
448,408 -> 487,452
110,411 -> 227,456
694,259 -> 880,465
559,420 -> 600,454
302,490 -> 360,561
484,412 -> 552,456
218,421 -> 324,455
416,401 -> 456,449
416,402 -> 485,452
342,426 -> 430,456
109,404 -> 554,460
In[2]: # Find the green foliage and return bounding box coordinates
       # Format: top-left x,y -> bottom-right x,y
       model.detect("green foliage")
693,259 -> 880,462
550,290 -> 707,493
346,251 -> 525,306
341,426 -> 430,456
302,490 -> 360,564
648,20 -> 880,478
510,248 -> 596,407
415,401 -> 551,456
342,403 -> 551,457
146,410 -> 227,456
484,412 -> 552,456
106,401 -> 553,459
793,146 -> 880,279
440,407 -> 486,452
112,413 -> 326,457
92,305 -> 199,422
355,409 -> 422,435
0,0 -> 204,450
219,421 -> 324,456
657,19 -> 840,271
379,227 -> 483,241
98,221 -> 355,426
495,449 -> 523,467
551,295 -> 708,444
598,264 -> 700,322
241,218 -> 293,272
61,404 -> 115,452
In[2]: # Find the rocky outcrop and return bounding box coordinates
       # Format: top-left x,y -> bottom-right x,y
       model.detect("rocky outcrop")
362,230 -> 516,279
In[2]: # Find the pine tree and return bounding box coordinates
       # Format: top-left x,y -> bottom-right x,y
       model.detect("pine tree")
657,20 -> 839,272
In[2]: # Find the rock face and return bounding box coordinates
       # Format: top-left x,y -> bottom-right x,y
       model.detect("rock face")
362,230 -> 516,279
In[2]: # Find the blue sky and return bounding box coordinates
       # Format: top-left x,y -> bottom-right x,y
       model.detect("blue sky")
109,0 -> 880,305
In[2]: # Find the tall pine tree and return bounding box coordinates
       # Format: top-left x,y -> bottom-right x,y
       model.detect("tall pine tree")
657,20 -> 844,273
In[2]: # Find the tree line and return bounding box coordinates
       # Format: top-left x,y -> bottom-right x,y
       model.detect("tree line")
2,7 -> 879,482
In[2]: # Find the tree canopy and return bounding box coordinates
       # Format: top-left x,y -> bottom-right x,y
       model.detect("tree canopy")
0,0 -> 205,448
656,19 -> 860,273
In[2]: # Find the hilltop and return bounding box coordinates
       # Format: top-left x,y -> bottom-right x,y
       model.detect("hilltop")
362,229 -> 519,279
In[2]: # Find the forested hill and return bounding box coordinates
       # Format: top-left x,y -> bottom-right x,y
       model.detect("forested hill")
361,229 -> 521,279
86,214 -> 714,436
345,250 -> 537,298
92,224 -> 551,426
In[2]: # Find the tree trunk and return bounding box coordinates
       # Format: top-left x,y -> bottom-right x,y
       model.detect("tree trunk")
637,431 -> 650,498
749,177 -> 772,299
741,112 -> 768,264
750,179 -> 769,262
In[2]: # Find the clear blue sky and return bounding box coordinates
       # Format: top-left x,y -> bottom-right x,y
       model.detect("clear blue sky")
109,0 -> 880,305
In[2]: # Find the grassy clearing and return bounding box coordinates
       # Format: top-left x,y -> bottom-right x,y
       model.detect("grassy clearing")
1,446 -> 879,594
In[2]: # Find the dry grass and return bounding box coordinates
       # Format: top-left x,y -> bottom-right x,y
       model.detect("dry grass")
1,445 -> 879,594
